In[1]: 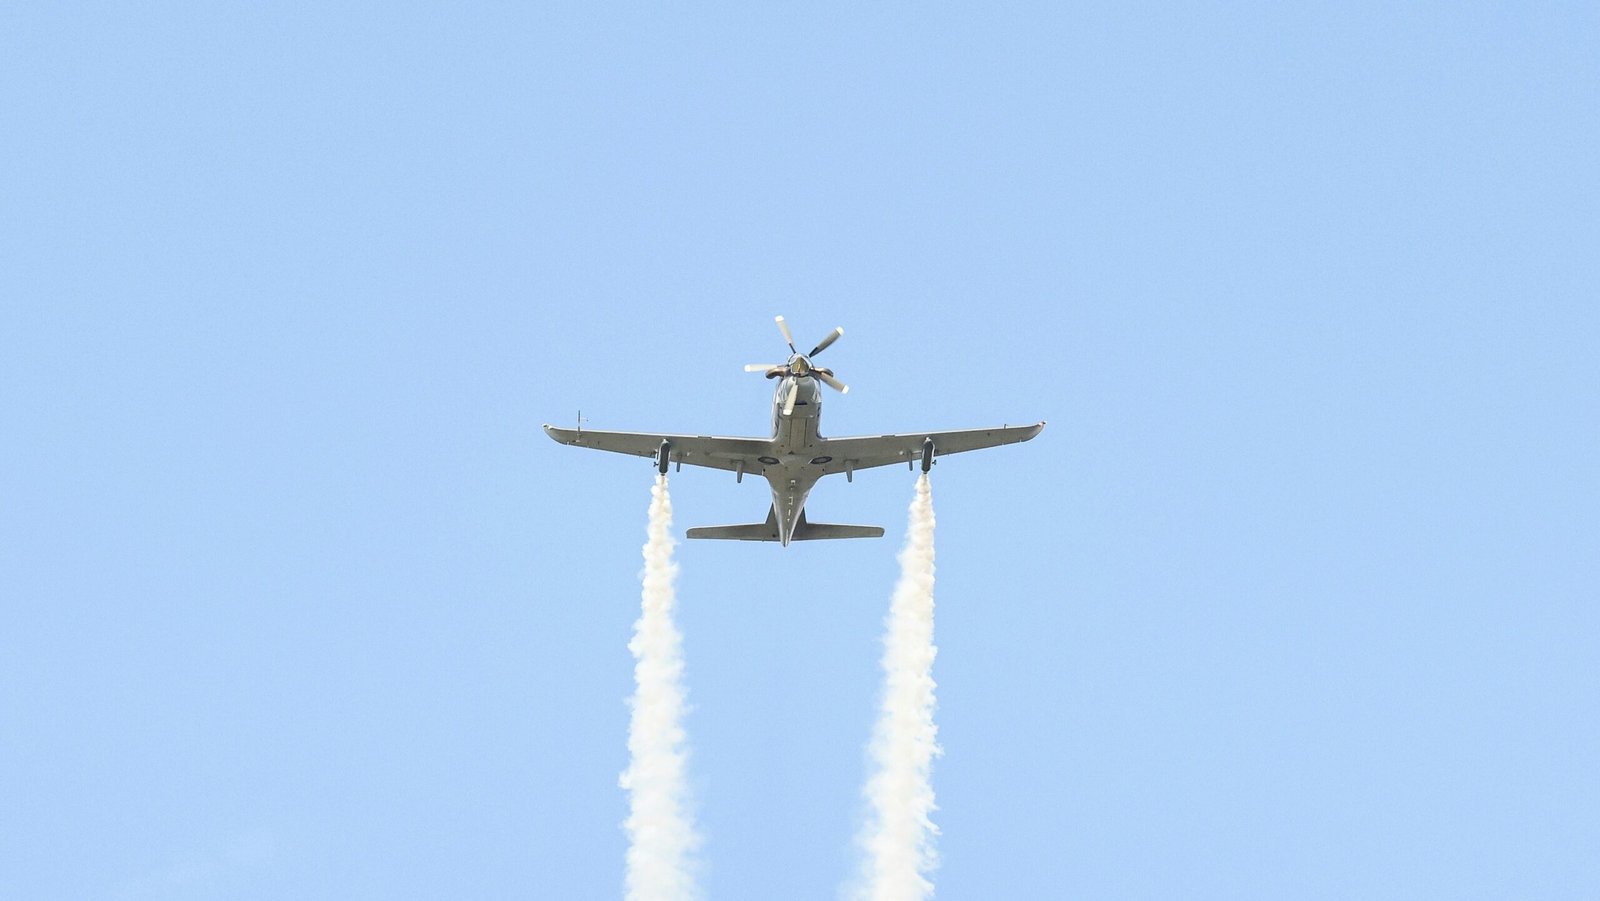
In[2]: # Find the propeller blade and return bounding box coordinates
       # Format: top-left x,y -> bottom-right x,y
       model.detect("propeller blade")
816,370 -> 849,394
783,380 -> 799,416
775,315 -> 797,353
808,326 -> 844,357
745,363 -> 783,372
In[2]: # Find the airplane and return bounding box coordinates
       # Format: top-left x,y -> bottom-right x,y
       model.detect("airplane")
544,316 -> 1044,545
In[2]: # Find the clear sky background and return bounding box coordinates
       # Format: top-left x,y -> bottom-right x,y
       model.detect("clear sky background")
3,3 -> 1596,899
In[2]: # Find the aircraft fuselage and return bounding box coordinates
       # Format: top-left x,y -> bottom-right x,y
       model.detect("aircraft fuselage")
765,375 -> 828,545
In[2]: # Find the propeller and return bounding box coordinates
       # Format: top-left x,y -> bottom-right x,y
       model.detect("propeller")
815,369 -> 849,394
775,315 -> 797,354
750,315 -> 851,404
809,327 -> 843,357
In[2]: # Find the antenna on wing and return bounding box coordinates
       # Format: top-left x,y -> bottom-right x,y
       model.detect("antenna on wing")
577,409 -> 585,437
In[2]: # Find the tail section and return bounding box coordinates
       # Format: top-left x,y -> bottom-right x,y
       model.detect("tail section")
685,507 -> 884,542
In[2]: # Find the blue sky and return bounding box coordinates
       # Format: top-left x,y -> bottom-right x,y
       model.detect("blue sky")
3,3 -> 1596,898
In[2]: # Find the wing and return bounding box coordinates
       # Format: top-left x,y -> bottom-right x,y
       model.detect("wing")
817,422 -> 1045,475
543,425 -> 773,473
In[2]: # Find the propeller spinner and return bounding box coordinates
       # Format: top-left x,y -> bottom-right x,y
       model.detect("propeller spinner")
747,315 -> 850,414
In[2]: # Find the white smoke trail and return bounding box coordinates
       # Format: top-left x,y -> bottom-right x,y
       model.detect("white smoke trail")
855,473 -> 941,901
620,474 -> 700,901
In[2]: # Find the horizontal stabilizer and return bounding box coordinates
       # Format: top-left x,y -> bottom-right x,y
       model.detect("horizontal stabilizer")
685,507 -> 883,542
687,505 -> 781,542
792,516 -> 884,541
685,521 -> 783,541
